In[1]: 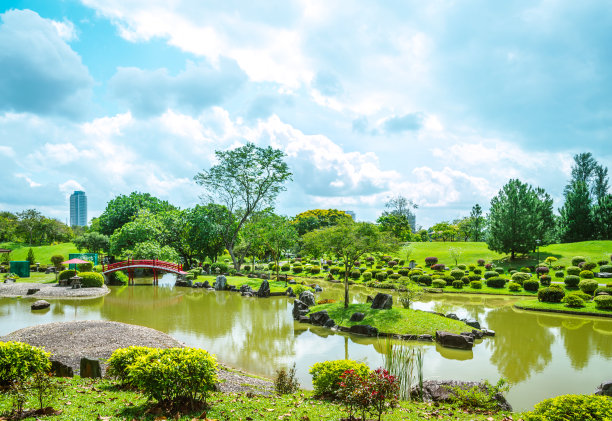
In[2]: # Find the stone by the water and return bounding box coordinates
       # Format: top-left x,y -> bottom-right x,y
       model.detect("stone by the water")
595,380 -> 612,397
31,300 -> 50,310
26,288 -> 40,295
299,290 -> 316,307
349,324 -> 378,336
436,331 -> 474,350
411,380 -> 512,411
370,293 -> 393,309
310,310 -> 330,326
215,275 -> 227,290
257,280 -> 270,297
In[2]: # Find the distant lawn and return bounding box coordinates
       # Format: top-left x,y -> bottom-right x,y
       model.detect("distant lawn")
515,298 -> 612,318
197,275 -> 297,294
307,302 -> 471,336
0,242 -> 79,265
10,271 -> 58,284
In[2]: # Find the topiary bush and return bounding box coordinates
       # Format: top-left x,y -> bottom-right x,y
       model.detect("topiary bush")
330,266 -> 341,275
520,266 -> 532,273
292,265 -> 303,274
425,257 -> 438,266
539,275 -> 551,286
418,275 -> 432,286
486,277 -> 505,288
562,294 -> 586,308
508,282 -> 521,292
310,266 -> 321,274
461,276 -> 470,285
523,279 -> 540,292
594,295 -> 612,309
59,269 -> 77,281
362,271 -> 372,281
470,280 -> 482,289
477,259 -> 485,266
398,268 -> 409,276
473,268 -> 482,275
579,270 -> 594,279
571,256 -> 587,266
599,265 -> 612,273
0,341 -> 51,387
452,280 -> 463,289
594,286 -> 612,295
578,279 -> 598,295
431,263 -> 445,271
281,263 -> 291,272
210,262 -> 228,274
128,347 -> 218,408
432,279 -> 446,289
526,394 -> 612,421
554,270 -> 564,278
106,346 -> 154,385
538,287 -> 565,303
582,262 -> 597,271
376,272 -> 386,282
309,360 -> 370,397
450,269 -> 464,280
566,266 -> 581,276
349,269 -> 361,280
79,271 -> 104,288
77,262 -> 93,272
484,271 -> 498,280
564,275 -> 580,288
457,264 -> 467,270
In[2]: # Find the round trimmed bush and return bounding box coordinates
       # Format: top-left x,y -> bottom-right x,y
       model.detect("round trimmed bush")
511,272 -> 531,284
509,269 -> 517,275
473,268 -> 482,275
468,264 -> 476,271
564,275 -> 580,288
329,266 -> 341,275
432,279 -> 446,289
566,291 -> 592,302
443,275 -> 454,285
508,282 -> 521,292
0,341 -> 51,387
484,271 -> 498,280
598,259 -> 609,266
310,360 -> 370,397
494,267 -> 504,274
362,271 -> 372,281
571,256 -> 587,266
425,256 -> 438,266
539,275 -> 551,286
461,276 -> 470,285
538,287 -> 565,303
59,269 -> 77,281
477,259 -> 485,266
388,273 -> 401,280
418,275 -> 432,286
470,280 -> 482,289
398,268 -> 409,276
457,264 -> 467,270
107,346 -> 154,384
554,270 -> 564,278
578,279 -> 598,294
599,265 -> 612,273
566,266 -> 581,276
594,295 -> 612,309
376,272 -> 386,281
350,269 -> 361,280
210,262 -> 228,274
450,269 -> 464,280
292,265 -> 303,274
529,394 -> 612,421
281,263 -> 291,272
77,262 -> 93,272
486,277 -> 505,288
452,280 -> 463,289
582,262 -> 597,271
398,276 -> 410,284
579,270 -> 594,279
520,266 -> 532,273
79,272 -> 104,288
562,294 -> 586,308
594,286 -> 612,295
523,279 -> 540,292
431,263 -> 445,271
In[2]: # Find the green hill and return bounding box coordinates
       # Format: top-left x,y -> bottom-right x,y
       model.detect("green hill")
0,242 -> 79,264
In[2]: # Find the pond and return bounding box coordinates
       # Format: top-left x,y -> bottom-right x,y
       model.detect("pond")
1,274 -> 610,411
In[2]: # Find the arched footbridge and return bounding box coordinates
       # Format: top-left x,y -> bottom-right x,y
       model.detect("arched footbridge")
102,259 -> 187,285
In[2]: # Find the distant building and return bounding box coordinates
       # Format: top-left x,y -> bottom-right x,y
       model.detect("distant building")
345,210 -> 356,220
70,190 -> 87,226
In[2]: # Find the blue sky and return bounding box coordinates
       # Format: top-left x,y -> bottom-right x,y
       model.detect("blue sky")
1,1 -> 610,228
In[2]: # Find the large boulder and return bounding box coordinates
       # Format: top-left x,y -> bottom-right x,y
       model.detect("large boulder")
292,300 -> 310,320
349,324 -> 378,336
436,331 -> 474,350
239,284 -> 253,294
286,287 -> 295,297
51,360 -> 73,377
411,380 -> 512,411
463,318 -> 481,329
80,357 -> 102,378
215,275 -> 227,290
595,380 -> 612,397
370,293 -> 393,310
31,300 -> 50,310
349,312 -> 365,322
299,290 -> 316,307
202,280 -> 211,288
310,310 -> 330,326
257,280 -> 271,298
175,279 -> 192,287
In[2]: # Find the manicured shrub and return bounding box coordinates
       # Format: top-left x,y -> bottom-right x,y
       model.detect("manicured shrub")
350,269 -> 361,280
520,266 -> 531,273
387,260 -> 397,267
513,271 -> 531,282
594,295 -> 612,309
554,270 -> 564,278
310,266 -> 321,274
473,268 -> 482,275
582,262 -> 597,271
128,347 -> 218,407
450,269 -> 464,280
485,263 -> 493,270
418,275 -> 432,286
535,266 -> 549,276
562,294 -> 586,308
362,272 -> 372,281
443,275 -> 455,285
452,280 -> 463,289
432,279 -> 446,289
281,263 -> 291,272
243,265 -> 251,271
210,262 -> 228,274
107,346 -> 153,385
309,360 -> 370,397
469,274 -> 481,282
58,269 -> 77,281
579,270 -> 594,279
564,275 -> 580,288
523,279 -> 540,292
594,286 -> 612,295
508,282 -> 521,292
431,263 -> 445,271
598,260 -> 609,266
538,287 -> 565,303
388,273 -> 401,280
484,271 -> 498,280
477,259 -> 485,266
386,268 -> 395,275
398,276 -> 411,284
566,266 -> 581,276
578,279 -> 598,294
292,265 -> 303,274
527,394 -> 612,421
571,256 -> 586,266
0,341 -> 51,387
470,280 -> 482,289
509,269 -> 517,275
486,277 -> 505,288
599,265 -> 612,273
566,291 -> 592,302
376,272 -> 386,282
398,268 -> 409,276
468,264 -> 476,271
457,264 -> 467,270
77,262 -> 93,272
461,276 -> 470,285
79,271 -> 104,288
425,257 -> 438,266
329,266 -> 341,275
494,267 -> 504,274
539,275 -> 551,286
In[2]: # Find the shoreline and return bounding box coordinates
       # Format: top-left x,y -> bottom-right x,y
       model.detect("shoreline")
0,282 -> 110,299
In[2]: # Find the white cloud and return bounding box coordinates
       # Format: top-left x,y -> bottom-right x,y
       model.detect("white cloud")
15,174 -> 42,188
51,19 -> 77,41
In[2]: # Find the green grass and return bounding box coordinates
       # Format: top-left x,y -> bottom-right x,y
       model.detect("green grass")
0,242 -> 79,265
307,303 -> 471,335
0,376 -> 515,420
9,272 -> 58,284
514,298 -> 612,318
198,275 -> 295,293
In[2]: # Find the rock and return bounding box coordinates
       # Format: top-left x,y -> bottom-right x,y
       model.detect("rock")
324,319 -> 336,328
80,357 -> 102,378
292,300 -> 309,319
464,318 -> 481,329
436,331 -> 474,350
288,279 -> 296,284
366,295 -> 374,303
175,279 -> 192,287
26,288 -> 40,295
445,313 -> 460,320
310,310 -> 330,326
595,380 -> 612,396
259,273 -> 270,280
192,282 -> 202,288
247,273 -> 258,278
241,292 -> 253,297
471,329 -> 484,339
51,360 -> 73,377
240,284 -> 253,293
418,334 -> 433,341
215,275 -> 227,290
31,300 -> 50,310
595,272 -> 612,278
257,280 -> 271,298
286,287 -> 295,297
202,280 -> 211,288
411,380 -> 512,411
299,290 -> 316,307
229,285 -> 238,291
349,324 -> 378,336
298,316 -> 311,324
349,312 -> 365,322
314,284 -> 322,292
370,293 -> 393,310
482,329 -> 496,337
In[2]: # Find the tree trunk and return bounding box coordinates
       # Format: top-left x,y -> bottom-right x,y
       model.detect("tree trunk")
227,244 -> 240,270
344,263 -> 350,308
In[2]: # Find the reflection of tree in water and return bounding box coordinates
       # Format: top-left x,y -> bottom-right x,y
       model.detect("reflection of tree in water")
558,318 -> 591,370
486,307 -> 553,383
591,321 -> 612,359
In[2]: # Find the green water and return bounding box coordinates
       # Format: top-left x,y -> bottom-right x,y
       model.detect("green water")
1,274 -> 611,412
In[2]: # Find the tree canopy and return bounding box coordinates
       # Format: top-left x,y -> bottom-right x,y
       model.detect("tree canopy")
97,192 -> 175,236
376,196 -> 417,242
291,209 -> 353,236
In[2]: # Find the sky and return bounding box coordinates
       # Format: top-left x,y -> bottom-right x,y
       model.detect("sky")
0,0 -> 611,228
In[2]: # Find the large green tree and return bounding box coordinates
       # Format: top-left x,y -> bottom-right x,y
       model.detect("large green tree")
16,209 -> 43,245
73,231 -> 110,254
469,204 -> 486,241
487,179 -> 555,259
559,181 -> 595,242
194,143 -> 292,269
376,196 -> 417,241
593,194 -> 612,240
291,209 -> 353,236
259,214 -> 298,282
97,192 -> 175,236
302,221 -> 397,308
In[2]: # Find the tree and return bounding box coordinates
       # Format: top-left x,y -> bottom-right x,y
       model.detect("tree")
0,212 -> 18,242
376,196 -> 417,241
260,214 -> 298,283
292,209 -> 353,236
109,210 -> 164,256
98,192 -> 175,236
50,255 -> 64,282
559,181 -> 595,242
194,143 -> 292,269
593,165 -> 610,202
396,282 -> 423,309
183,205 -> 226,264
26,248 -> 35,265
302,222 -> 397,308
73,232 -> 110,254
469,204 -> 486,241
487,179 -> 555,259
429,221 -> 458,242
593,194 -> 612,240
16,209 -> 43,245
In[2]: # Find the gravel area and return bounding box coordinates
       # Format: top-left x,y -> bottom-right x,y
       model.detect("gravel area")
0,282 -> 110,299
0,320 -> 272,394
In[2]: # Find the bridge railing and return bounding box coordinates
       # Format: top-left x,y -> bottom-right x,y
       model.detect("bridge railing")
102,259 -> 183,273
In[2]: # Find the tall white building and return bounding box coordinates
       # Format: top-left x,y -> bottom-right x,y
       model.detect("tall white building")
70,190 -> 87,226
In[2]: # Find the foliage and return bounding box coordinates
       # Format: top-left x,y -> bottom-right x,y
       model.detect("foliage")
274,363 -> 299,395
50,254 -> 64,269
291,209 -> 353,236
566,266 -> 581,276
579,269 -> 594,279
98,192 -> 175,236
309,360 -> 370,397
562,294 -> 586,308
452,280 -> 464,289
538,287 -> 565,303
106,346 -> 154,385
58,269 -> 77,281
511,272 -> 531,284
559,181 -> 595,242
483,271 -> 498,280
539,275 -> 551,286
594,295 -> 612,309
432,279 -> 446,288
508,282 -> 521,292
485,277 -> 505,288
578,279 -> 598,294
26,247 -> 35,265
571,256 -> 587,266
77,262 -> 93,272
599,264 -> 612,273
0,341 -> 51,387
127,347 -> 218,408
107,270 -> 128,285
259,214 -> 298,282
526,393 -> 612,421
470,280 -> 482,289
377,196 -> 417,242
424,256 -> 438,265
73,232 -> 110,254
447,378 -> 510,412
78,271 -> 104,288
131,240 -> 180,262
364,368 -> 400,421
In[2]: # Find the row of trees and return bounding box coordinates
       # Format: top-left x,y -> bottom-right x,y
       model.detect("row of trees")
0,209 -> 73,245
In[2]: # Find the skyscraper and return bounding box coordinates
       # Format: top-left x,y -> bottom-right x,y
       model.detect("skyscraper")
70,191 -> 87,226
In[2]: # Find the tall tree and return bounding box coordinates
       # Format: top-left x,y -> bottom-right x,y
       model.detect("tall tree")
16,209 -> 43,245
291,209 -> 353,236
194,143 -> 292,269
487,179 -> 554,259
593,165 -> 610,202
559,181 -> 595,242
593,194 -> 612,240
302,222 -> 397,308
259,214 -> 298,282
469,204 -> 486,241
73,232 -> 110,254
376,196 -> 417,241
97,192 -> 175,236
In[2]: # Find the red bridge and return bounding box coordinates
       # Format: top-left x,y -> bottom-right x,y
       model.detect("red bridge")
102,259 -> 187,285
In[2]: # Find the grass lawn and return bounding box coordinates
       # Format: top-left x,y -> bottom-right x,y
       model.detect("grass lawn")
429,284 -> 541,297
11,271 -> 58,284
0,376 -> 516,420
307,302 -> 471,336
0,242 -> 79,265
514,298 -> 612,318
197,275 -> 298,294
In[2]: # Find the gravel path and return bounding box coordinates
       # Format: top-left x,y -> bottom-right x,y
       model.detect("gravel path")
0,282 -> 110,299
0,320 -> 272,394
